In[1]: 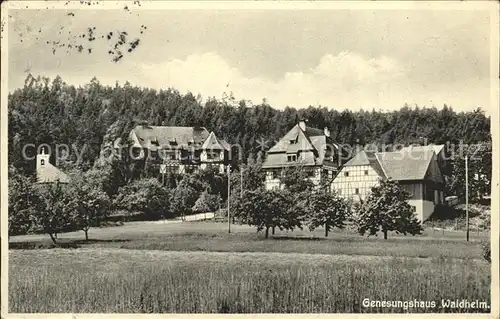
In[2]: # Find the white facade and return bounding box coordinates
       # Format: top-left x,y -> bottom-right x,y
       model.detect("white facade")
200,149 -> 226,174
330,164 -> 380,201
264,166 -> 334,191
331,164 -> 443,223
408,199 -> 435,222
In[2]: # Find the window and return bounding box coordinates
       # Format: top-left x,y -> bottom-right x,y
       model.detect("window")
290,139 -> 297,144
287,155 -> 297,162
165,150 -> 177,160
364,170 -> 369,175
344,171 -> 349,177
41,159 -> 45,166
207,151 -> 219,160
272,171 -> 279,179
338,189 -> 342,195
307,171 -> 314,177
355,188 -> 359,195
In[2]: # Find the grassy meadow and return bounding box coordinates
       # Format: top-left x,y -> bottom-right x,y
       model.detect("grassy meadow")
8,221 -> 491,313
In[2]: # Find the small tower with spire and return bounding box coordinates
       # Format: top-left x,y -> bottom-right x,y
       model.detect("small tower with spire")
37,146 -> 50,170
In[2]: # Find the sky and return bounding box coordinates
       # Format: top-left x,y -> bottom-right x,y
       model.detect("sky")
5,2 -> 496,113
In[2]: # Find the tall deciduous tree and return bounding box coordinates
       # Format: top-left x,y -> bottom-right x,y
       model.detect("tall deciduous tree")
8,166 -> 43,236
192,191 -> 221,215
114,178 -> 171,220
66,169 -> 112,240
36,181 -> 76,244
279,165 -> 315,193
170,179 -> 199,220
305,190 -> 351,237
356,179 -> 423,240
233,189 -> 301,238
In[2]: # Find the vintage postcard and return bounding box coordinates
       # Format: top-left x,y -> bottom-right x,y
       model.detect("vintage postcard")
1,1 -> 498,318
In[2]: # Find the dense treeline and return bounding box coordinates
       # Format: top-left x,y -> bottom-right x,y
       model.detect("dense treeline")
7,75 -> 492,240
8,75 -> 491,176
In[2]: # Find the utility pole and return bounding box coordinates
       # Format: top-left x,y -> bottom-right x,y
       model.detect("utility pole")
240,165 -> 243,198
465,155 -> 469,242
160,158 -> 166,186
227,164 -> 231,233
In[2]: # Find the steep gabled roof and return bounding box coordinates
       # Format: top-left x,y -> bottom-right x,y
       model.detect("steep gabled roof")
344,150 -> 371,166
130,125 -> 210,149
343,150 -> 386,177
424,155 -> 445,184
375,149 -> 436,181
267,124 -> 317,154
263,121 -> 344,169
202,132 -> 230,151
400,144 -> 445,157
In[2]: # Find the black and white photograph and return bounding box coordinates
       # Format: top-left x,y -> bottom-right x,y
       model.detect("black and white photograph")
1,1 -> 499,315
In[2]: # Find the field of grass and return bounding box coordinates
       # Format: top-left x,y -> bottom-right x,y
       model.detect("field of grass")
9,248 -> 490,313
8,221 -> 491,313
9,221 -> 489,259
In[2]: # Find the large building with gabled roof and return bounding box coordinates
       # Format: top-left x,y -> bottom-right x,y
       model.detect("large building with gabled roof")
262,120 -> 345,190
331,146 -> 446,222
123,124 -> 230,174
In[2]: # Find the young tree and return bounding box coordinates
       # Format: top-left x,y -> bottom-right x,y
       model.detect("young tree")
35,181 -> 76,244
115,178 -> 171,220
8,167 -> 44,236
192,166 -> 225,193
66,169 -> 112,240
279,189 -> 306,233
233,189 -> 301,238
279,164 -> 315,193
356,179 -> 423,240
170,180 -> 199,220
192,191 -> 221,216
304,190 -> 350,237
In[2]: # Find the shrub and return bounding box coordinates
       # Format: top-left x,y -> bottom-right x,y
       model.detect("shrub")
480,240 -> 491,263
115,179 -> 171,220
429,204 -> 463,221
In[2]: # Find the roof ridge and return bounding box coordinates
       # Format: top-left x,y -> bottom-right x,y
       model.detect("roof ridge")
422,150 -> 436,177
297,125 -> 317,152
374,153 -> 388,179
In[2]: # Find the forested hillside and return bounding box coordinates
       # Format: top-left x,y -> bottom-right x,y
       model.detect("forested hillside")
8,74 -> 491,177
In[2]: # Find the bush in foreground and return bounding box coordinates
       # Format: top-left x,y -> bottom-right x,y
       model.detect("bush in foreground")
481,240 -> 491,263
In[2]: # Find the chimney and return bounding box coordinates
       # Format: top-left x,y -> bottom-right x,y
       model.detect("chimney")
354,139 -> 363,153
324,127 -> 330,137
298,120 -> 306,131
